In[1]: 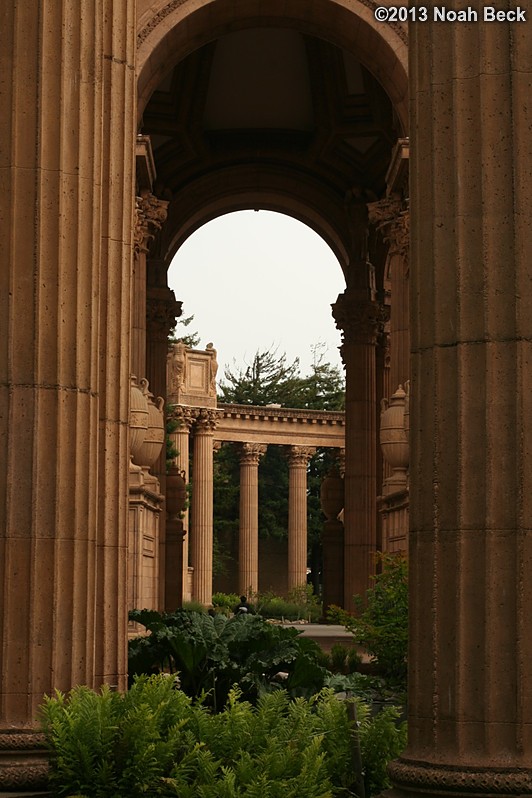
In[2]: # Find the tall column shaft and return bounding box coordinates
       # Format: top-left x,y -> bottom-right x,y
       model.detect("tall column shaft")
94,0 -> 136,691
0,1 -> 135,787
190,410 -> 217,605
146,283 -> 181,609
238,444 -> 266,596
390,9 -> 532,796
333,291 -> 378,610
168,406 -> 194,604
287,446 -> 315,591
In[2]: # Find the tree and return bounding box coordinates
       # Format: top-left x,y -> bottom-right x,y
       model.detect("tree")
168,312 -> 200,348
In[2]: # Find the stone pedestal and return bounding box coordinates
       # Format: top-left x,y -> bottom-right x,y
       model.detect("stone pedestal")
333,289 -> 379,610
388,11 -> 532,797
127,464 -> 162,635
190,409 -> 218,605
238,443 -> 267,595
287,446 -> 315,591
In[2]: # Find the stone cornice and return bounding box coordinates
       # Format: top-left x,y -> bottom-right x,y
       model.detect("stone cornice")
217,403 -> 345,425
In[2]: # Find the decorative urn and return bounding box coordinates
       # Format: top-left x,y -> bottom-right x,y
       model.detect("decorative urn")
129,375 -> 149,464
380,384 -> 409,494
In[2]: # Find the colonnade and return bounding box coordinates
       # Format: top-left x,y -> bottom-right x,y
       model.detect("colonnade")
168,402 -> 322,604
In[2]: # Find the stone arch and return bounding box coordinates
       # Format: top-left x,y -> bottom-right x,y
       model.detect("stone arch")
136,0 -> 408,131
157,168 -> 351,273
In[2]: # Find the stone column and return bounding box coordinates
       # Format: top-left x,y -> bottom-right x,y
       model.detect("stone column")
388,11 -> 532,797
190,409 -> 218,605
168,405 -> 194,604
287,446 -> 315,591
238,443 -> 267,596
0,1 -> 135,789
146,285 -> 182,608
332,289 -> 379,610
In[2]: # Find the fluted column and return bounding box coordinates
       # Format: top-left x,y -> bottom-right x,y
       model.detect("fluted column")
0,1 -> 135,788
332,289 -> 379,610
168,405 -> 194,604
94,0 -> 136,691
388,10 -> 532,797
146,284 -> 182,608
238,443 -> 267,596
190,409 -> 218,605
287,446 -> 315,591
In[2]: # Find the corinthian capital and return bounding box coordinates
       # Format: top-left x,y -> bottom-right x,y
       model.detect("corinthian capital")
367,198 -> 409,258
167,404 -> 195,431
146,289 -> 183,342
134,192 -> 169,254
331,289 -> 380,353
193,408 -> 219,434
239,442 -> 267,466
287,445 -> 316,467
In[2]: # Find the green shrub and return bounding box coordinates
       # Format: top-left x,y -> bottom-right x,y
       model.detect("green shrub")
255,585 -> 321,622
128,609 -> 327,709
329,553 -> 408,686
41,675 -> 406,798
212,592 -> 241,611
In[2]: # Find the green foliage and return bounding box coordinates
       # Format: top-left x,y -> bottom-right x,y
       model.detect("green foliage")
254,585 -> 322,622
168,313 -> 200,348
329,553 -> 408,686
128,609 -> 328,709
41,675 -> 405,798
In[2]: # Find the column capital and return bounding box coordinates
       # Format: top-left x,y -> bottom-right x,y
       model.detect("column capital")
332,289 -> 380,351
238,442 -> 267,466
287,445 -> 316,467
168,404 -> 195,431
367,198 -> 409,259
134,192 -> 169,255
146,287 -> 183,342
193,407 -> 219,434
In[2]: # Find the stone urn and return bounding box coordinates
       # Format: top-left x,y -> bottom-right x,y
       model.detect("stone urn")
320,469 -> 344,521
380,384 -> 409,494
136,378 -> 165,469
129,375 -> 149,464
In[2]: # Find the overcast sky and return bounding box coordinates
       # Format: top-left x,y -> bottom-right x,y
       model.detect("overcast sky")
168,210 -> 346,382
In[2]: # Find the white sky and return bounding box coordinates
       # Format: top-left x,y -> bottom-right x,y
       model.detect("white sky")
168,210 -> 346,382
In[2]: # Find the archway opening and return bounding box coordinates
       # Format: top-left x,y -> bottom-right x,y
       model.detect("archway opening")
168,209 -> 346,377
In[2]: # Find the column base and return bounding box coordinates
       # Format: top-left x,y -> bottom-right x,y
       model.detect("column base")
387,757 -> 532,797
0,731 -> 49,794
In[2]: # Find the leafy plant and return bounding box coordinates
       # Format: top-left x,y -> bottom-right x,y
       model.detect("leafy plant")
128,609 -> 328,709
254,585 -> 321,622
329,553 -> 408,686
41,675 -> 405,798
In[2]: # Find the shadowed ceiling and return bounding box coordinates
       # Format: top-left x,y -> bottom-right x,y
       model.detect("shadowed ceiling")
141,28 -> 398,205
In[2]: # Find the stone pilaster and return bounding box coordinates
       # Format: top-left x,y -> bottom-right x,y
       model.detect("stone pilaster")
131,193 -> 169,378
190,409 -> 218,605
0,1 -> 135,788
287,446 -> 316,591
389,10 -> 532,797
238,443 -> 267,596
368,197 -> 410,390
332,288 -> 379,610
